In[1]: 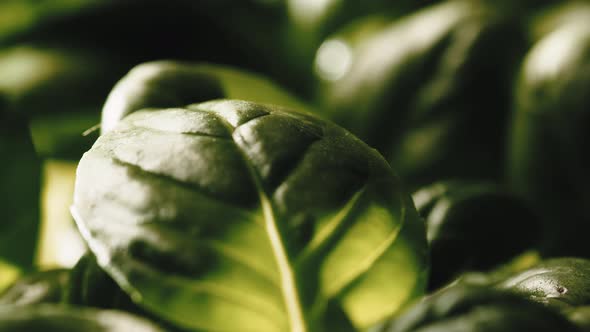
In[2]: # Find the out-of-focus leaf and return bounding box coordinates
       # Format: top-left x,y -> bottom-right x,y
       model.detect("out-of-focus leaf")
186,1 -> 435,97
0,45 -> 127,159
66,253 -> 139,312
0,95 -> 40,269
377,284 -> 581,332
317,0 -> 526,188
73,99 -> 428,331
0,305 -> 165,332
508,3 -> 590,257
2,1 -> 266,87
567,306 -> 590,332
499,258 -> 590,311
37,159 -> 86,269
0,262 -> 20,294
101,61 -> 314,133
0,269 -> 68,306
412,181 -> 541,290
0,0 -> 111,45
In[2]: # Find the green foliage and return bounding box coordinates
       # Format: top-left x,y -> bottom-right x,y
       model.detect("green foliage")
412,181 -> 540,290
0,305 -> 165,332
377,284 -> 581,332
0,96 -> 40,269
3,2 -> 590,331
317,0 -> 526,188
508,2 -> 590,257
0,269 -> 68,306
499,258 -> 590,311
66,253 -> 140,312
72,99 -> 428,331
101,61 -> 312,134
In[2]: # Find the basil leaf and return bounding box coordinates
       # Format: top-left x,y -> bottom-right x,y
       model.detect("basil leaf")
0,305 -> 165,332
508,3 -> 590,257
0,96 -> 40,269
73,99 -> 428,331
0,269 -> 69,306
499,258 -> 590,311
101,61 -> 314,134
0,45 -> 127,159
317,0 -> 525,188
378,284 -> 581,332
413,181 -> 541,290
66,253 -> 140,312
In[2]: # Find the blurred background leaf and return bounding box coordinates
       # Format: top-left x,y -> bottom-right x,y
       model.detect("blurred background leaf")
0,95 -> 40,287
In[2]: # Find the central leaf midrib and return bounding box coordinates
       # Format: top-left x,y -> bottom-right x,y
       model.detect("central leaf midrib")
211,110 -> 309,332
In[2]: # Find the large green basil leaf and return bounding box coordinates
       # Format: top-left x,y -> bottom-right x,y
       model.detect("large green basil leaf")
101,61 -> 313,134
412,181 -> 541,290
508,3 -> 590,257
499,258 -> 590,311
0,305 -> 165,332
316,0 -> 525,188
0,96 -> 40,270
73,99 -> 428,331
377,284 -> 581,332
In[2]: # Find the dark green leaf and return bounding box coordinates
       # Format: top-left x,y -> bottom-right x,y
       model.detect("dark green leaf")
66,253 -> 140,312
499,258 -> 590,311
508,3 -> 590,256
0,269 -> 68,306
0,305 -> 165,332
379,284 -> 581,332
0,95 -> 40,269
412,181 -> 541,290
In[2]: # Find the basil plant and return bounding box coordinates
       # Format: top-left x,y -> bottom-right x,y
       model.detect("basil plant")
72,97 -> 428,331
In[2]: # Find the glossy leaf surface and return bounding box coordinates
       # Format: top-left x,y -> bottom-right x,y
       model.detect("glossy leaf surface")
378,284 -> 581,332
73,99 -> 428,331
499,258 -> 590,311
317,0 -> 525,188
0,269 -> 68,306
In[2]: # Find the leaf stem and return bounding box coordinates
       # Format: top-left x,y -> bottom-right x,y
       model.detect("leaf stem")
260,195 -> 308,332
